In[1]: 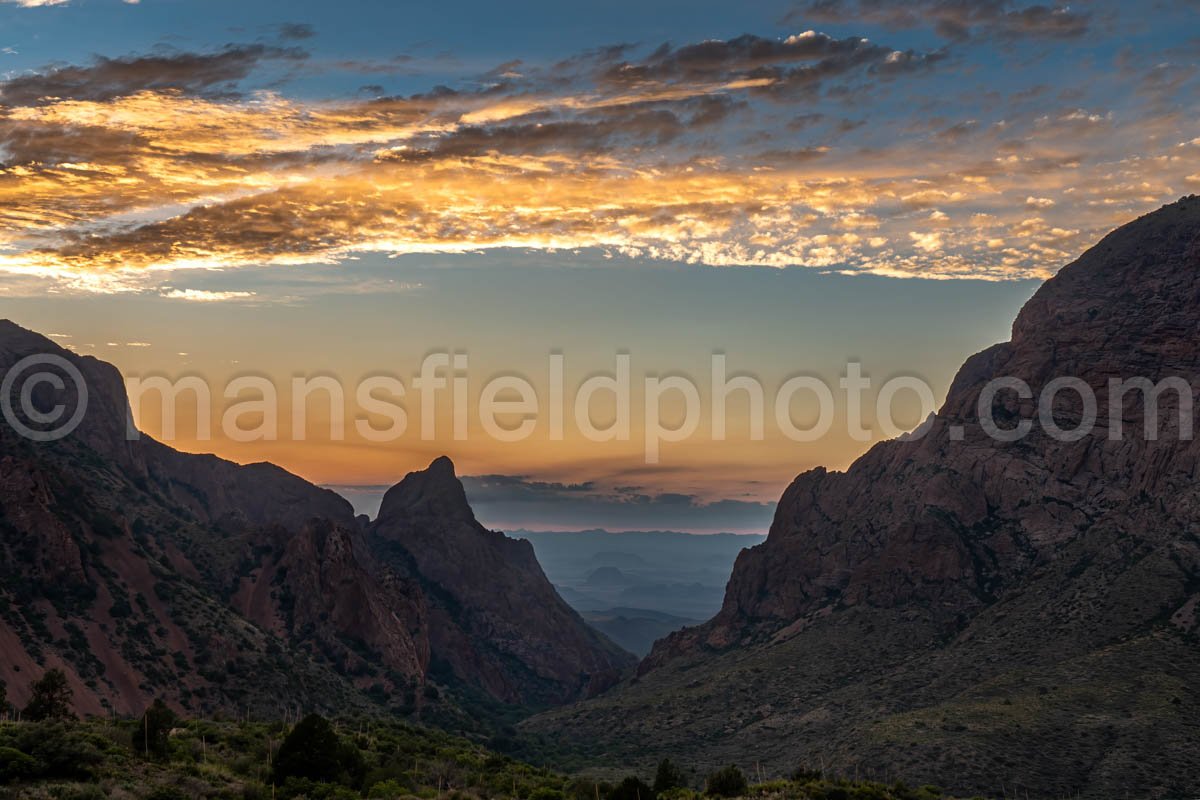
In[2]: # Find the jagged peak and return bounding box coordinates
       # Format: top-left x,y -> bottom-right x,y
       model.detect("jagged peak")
376,455 -> 475,524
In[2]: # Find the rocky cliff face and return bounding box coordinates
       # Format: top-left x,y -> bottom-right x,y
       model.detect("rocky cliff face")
528,198 -> 1200,799
370,457 -> 631,705
0,325 -> 631,718
652,195 -> 1200,659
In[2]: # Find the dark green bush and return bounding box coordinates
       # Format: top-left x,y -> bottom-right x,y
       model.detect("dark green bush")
272,714 -> 365,791
0,746 -> 37,783
7,721 -> 102,781
704,765 -> 747,798
790,765 -> 823,782
609,775 -> 655,800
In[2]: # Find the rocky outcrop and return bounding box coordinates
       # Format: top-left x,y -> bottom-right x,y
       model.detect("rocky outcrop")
530,198 -> 1200,799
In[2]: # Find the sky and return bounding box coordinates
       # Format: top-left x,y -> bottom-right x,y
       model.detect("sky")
0,0 -> 1196,531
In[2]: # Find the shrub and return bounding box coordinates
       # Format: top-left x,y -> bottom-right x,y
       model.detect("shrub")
51,785 -> 107,800
790,766 -> 823,782
657,790 -> 699,800
0,746 -> 37,783
566,777 -> 605,800
609,776 -> 655,800
704,766 -> 747,798
654,759 -> 687,794
273,714 -> 365,790
368,778 -> 410,798
10,721 -> 102,780
146,786 -> 189,800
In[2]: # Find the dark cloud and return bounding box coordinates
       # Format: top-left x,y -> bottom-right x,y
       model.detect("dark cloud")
684,94 -> 749,127
396,107 -> 687,159
0,44 -> 308,105
792,0 -> 1091,41
464,474 -> 775,532
278,23 -> 316,41
751,146 -> 829,166
596,32 -> 946,99
787,112 -> 826,131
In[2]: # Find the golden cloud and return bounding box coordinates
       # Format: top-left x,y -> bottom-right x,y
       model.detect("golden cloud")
0,34 -> 1195,290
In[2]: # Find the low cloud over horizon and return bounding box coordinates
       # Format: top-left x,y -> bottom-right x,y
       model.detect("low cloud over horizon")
330,473 -> 776,534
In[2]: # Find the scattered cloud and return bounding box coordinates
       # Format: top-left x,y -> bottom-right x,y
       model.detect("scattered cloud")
278,23 -> 316,41
0,44 -> 307,105
791,0 -> 1091,41
160,289 -> 256,302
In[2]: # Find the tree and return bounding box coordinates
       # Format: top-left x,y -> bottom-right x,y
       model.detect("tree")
704,766 -> 747,798
134,699 -> 179,759
789,765 -> 822,782
273,714 -> 365,788
23,670 -> 74,722
654,759 -> 687,794
609,776 -> 655,800
0,678 -> 8,718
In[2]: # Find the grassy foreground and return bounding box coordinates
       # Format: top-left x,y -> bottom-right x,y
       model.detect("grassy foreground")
0,715 -> 987,800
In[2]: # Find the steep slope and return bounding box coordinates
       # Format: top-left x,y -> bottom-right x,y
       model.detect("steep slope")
0,322 -> 630,719
369,457 -> 633,706
526,198 -> 1200,799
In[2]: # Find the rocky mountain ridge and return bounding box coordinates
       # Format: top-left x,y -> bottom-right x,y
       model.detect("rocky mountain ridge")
0,325 -> 631,719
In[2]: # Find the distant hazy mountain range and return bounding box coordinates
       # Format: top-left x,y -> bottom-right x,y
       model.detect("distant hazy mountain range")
511,529 -> 765,654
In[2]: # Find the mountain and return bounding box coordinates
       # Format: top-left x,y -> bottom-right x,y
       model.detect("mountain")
367,457 -> 631,706
0,324 -> 632,720
525,198 -> 1200,798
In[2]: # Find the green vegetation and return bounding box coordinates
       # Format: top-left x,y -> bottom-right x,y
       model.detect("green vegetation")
653,760 -> 686,795
273,713 -> 366,792
133,700 -> 178,760
0,709 -> 986,800
21,671 -> 74,723
705,766 -> 748,798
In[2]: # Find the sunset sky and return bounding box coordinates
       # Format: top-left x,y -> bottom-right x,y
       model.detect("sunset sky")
1,0 -> 1196,531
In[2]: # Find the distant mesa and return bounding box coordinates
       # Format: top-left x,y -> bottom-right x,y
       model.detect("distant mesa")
584,565 -> 640,587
